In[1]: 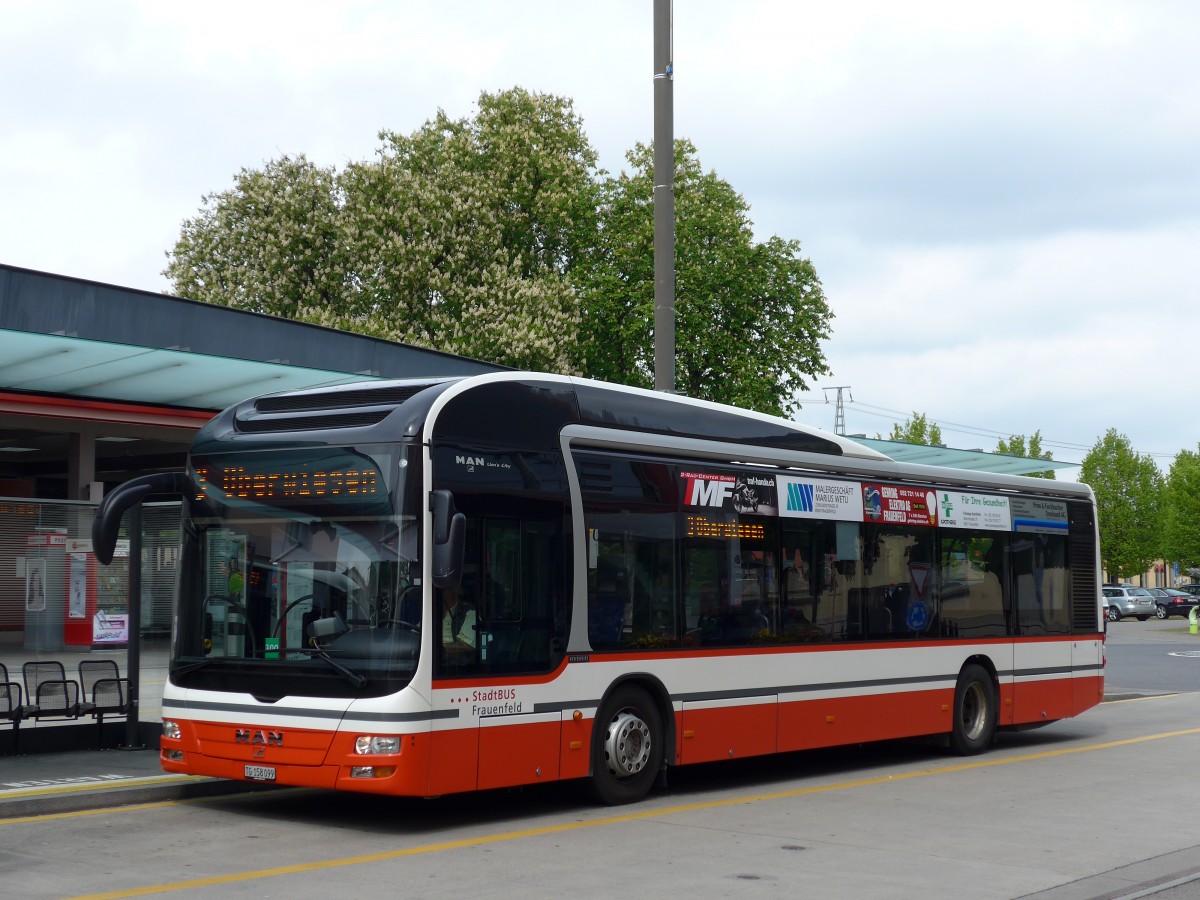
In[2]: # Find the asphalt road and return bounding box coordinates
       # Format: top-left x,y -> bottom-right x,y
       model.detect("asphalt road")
1102,616 -> 1200,695
5,625 -> 1200,900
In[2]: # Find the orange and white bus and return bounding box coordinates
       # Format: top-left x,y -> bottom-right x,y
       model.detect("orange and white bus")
93,372 -> 1103,804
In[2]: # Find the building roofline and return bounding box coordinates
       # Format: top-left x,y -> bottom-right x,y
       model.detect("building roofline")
0,262 -> 505,378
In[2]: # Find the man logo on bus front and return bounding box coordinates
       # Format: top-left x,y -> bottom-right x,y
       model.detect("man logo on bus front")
235,728 -> 283,746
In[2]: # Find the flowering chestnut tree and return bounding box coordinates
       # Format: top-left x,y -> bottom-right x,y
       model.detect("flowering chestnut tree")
167,89 -> 596,374
164,88 -> 833,415
165,154 -> 343,321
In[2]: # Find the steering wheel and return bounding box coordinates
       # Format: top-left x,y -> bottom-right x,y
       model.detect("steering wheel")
271,595 -> 315,638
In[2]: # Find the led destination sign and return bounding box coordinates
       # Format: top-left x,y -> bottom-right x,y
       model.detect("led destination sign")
197,465 -> 381,501
685,514 -> 765,540
193,449 -> 388,508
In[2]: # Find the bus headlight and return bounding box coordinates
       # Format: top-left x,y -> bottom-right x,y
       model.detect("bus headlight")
163,720 -> 181,740
354,735 -> 401,755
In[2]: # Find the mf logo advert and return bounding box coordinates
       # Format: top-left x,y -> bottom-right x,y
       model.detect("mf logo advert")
680,471 -> 736,507
680,471 -> 777,515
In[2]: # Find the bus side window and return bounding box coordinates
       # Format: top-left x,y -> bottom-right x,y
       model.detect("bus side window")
781,523 -> 830,643
589,562 -> 627,645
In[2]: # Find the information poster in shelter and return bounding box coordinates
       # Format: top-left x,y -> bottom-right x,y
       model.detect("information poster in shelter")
93,611 -> 129,644
69,551 -> 88,618
25,557 -> 46,611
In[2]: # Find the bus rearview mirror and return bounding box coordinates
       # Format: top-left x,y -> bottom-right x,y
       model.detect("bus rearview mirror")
92,472 -> 191,565
430,489 -> 465,589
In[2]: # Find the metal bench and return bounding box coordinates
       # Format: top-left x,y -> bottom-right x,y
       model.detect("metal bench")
78,659 -> 132,748
21,660 -> 82,721
0,663 -> 23,752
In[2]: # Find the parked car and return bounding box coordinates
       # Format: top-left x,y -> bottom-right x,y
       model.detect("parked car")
1178,584 -> 1200,598
1149,587 -> 1200,619
1101,585 -> 1156,621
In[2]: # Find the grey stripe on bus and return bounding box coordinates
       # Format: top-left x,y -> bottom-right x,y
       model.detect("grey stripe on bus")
161,661 -> 1099,726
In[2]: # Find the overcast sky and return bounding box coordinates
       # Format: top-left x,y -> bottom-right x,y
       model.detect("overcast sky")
3,0 -> 1196,469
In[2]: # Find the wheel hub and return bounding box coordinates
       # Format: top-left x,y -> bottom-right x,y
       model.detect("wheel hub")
961,682 -> 987,741
604,710 -> 652,778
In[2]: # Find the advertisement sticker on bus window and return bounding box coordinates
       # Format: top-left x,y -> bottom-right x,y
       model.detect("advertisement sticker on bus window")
861,483 -> 937,526
679,471 -> 777,516
777,475 -> 863,521
1009,496 -> 1069,534
936,491 -> 1011,532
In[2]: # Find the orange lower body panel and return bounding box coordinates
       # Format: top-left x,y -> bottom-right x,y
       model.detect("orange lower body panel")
776,688 -> 956,754
160,674 -> 1098,797
162,720 -> 435,796
479,720 -> 560,790
679,701 -> 778,764
1011,674 -> 1103,724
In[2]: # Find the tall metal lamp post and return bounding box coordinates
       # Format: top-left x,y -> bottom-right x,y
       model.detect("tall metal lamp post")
653,0 -> 675,394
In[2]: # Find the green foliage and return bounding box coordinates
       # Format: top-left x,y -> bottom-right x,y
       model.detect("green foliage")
1078,429 -> 1164,579
1163,448 -> 1200,571
996,430 -> 1056,479
164,154 -> 343,320
576,139 -> 832,416
880,412 -> 943,446
331,88 -> 597,372
166,89 -> 597,373
164,90 -> 834,416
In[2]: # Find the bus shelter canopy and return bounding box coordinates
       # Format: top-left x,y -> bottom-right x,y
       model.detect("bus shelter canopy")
845,437 -> 1078,476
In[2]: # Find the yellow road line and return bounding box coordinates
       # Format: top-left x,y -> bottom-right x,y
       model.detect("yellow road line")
61,724 -> 1200,900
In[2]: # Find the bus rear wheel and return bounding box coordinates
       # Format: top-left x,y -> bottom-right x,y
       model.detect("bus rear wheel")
950,664 -> 996,755
590,685 -> 663,805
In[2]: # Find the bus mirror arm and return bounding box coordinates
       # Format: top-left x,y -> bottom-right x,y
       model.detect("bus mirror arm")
430,489 -> 465,590
92,472 -> 191,565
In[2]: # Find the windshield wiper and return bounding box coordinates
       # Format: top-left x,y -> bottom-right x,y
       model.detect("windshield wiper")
279,646 -> 367,687
312,648 -> 367,688
173,659 -> 215,676
175,648 -> 364,688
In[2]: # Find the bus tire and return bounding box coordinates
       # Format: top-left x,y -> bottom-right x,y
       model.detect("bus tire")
590,685 -> 663,805
949,663 -> 996,755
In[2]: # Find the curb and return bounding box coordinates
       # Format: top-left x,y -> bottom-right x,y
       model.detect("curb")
0,776 -> 277,820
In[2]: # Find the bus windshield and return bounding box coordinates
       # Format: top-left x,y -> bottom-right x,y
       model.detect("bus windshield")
173,443 -> 423,696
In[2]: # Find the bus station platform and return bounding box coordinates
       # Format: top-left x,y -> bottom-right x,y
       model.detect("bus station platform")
0,645 -> 271,819
0,743 -> 268,820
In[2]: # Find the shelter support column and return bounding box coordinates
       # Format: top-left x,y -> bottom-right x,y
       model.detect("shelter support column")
68,431 -> 97,501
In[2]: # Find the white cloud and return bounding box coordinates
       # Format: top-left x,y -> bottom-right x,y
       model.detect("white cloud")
816,223 -> 1200,463
1,0 -> 1196,466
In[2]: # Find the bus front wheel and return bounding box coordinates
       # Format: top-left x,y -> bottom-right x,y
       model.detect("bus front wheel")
590,685 -> 663,805
949,663 -> 996,755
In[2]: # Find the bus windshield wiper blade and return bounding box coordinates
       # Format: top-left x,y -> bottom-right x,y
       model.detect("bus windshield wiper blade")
173,659 -> 214,676
313,648 -> 367,687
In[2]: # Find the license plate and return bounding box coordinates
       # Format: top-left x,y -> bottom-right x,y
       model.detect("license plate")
244,765 -> 276,782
